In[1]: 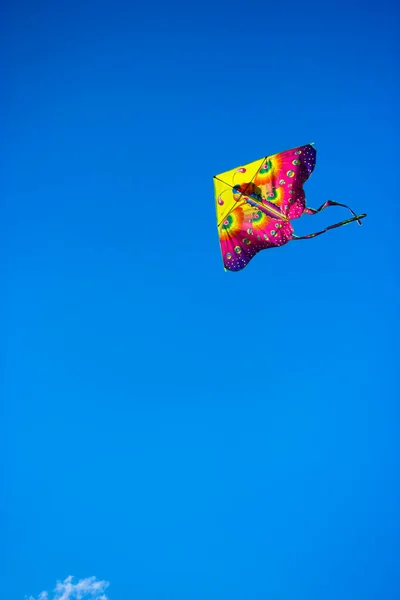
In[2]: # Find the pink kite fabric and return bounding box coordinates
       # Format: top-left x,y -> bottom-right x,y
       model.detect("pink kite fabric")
214,143 -> 366,272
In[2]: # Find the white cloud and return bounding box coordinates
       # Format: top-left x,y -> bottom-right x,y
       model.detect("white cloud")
28,577 -> 109,600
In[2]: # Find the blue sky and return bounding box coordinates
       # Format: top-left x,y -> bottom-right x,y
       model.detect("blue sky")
2,0 -> 399,598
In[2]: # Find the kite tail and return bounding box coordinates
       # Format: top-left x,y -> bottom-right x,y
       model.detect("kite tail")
292,213 -> 367,240
304,200 -> 363,225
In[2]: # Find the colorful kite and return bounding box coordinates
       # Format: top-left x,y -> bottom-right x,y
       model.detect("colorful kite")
214,143 -> 367,272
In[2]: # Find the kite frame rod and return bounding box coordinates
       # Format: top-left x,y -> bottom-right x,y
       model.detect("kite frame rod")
214,157 -> 268,227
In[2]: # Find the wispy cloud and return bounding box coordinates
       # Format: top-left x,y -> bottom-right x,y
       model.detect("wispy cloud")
28,576 -> 109,600
28,593 -> 48,600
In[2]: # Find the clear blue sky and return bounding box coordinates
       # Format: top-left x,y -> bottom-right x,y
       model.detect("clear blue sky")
2,0 -> 399,598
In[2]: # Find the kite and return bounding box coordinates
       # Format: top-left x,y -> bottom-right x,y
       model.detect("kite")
214,143 -> 367,272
